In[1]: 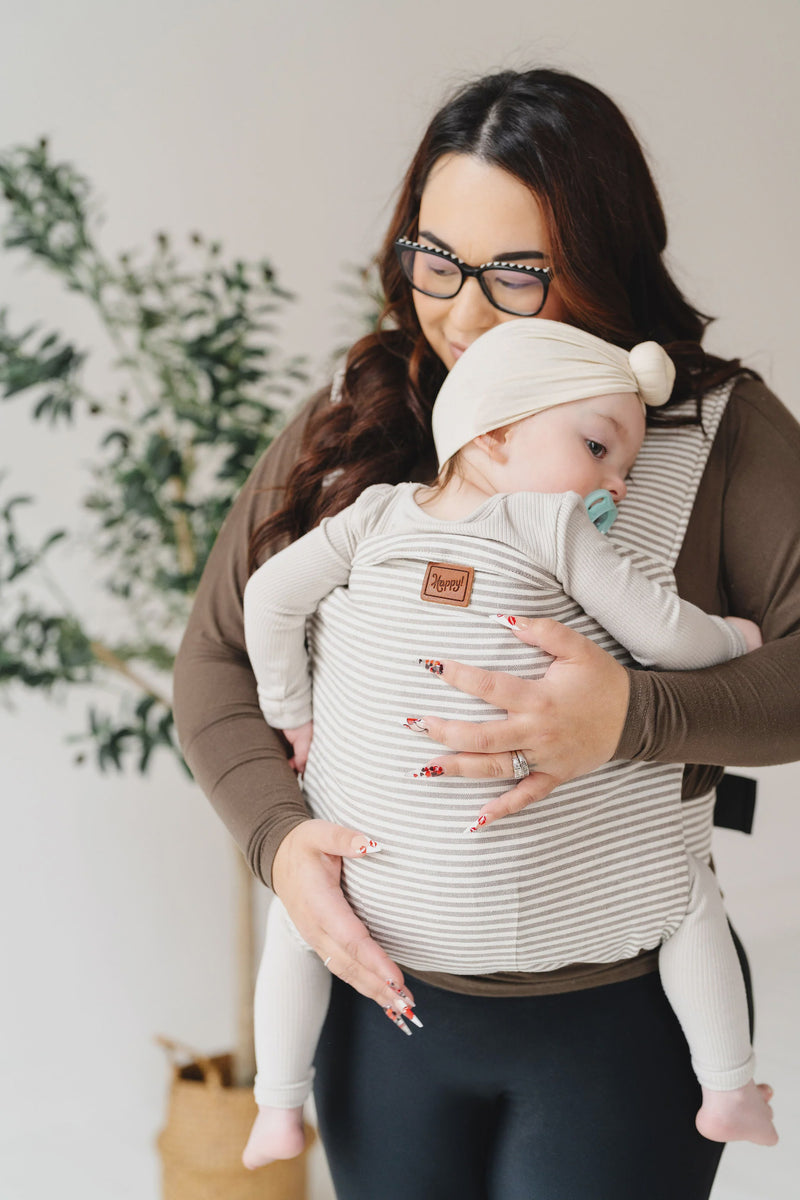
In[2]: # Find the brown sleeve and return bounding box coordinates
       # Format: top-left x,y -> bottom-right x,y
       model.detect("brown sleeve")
616,376 -> 800,767
172,388 -> 331,887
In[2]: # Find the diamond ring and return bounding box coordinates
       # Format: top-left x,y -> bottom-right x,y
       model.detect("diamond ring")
511,750 -> 531,780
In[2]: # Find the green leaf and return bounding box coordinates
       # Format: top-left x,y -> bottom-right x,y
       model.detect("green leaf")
101,429 -> 131,451
0,138 -> 334,778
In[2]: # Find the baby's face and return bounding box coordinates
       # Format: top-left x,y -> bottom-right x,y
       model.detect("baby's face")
495,392 -> 646,502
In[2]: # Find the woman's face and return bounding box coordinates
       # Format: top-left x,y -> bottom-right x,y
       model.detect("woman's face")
414,153 -> 568,371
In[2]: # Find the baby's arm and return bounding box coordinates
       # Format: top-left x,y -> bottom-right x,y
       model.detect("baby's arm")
556,495 -> 758,668
243,494 -> 378,736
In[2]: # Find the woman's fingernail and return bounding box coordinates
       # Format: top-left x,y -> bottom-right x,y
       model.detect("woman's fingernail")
358,839 -> 383,855
489,613 -> 528,629
402,1005 -> 423,1028
418,658 -> 444,675
386,980 -> 414,1005
384,1007 -> 412,1036
403,717 -> 429,732
462,814 -> 488,834
406,764 -> 444,778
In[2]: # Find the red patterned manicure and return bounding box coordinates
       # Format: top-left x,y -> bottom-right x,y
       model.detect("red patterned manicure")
402,1005 -> 423,1028
490,613 -> 518,628
403,717 -> 429,732
358,839 -> 382,855
384,1006 -> 412,1036
387,980 -> 413,1004
418,658 -> 444,675
462,814 -> 488,834
408,764 -> 444,779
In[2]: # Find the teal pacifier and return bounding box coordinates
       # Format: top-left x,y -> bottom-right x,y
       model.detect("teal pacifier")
585,488 -> 618,533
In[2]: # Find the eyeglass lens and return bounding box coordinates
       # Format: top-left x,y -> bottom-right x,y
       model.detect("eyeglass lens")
397,245 -> 546,317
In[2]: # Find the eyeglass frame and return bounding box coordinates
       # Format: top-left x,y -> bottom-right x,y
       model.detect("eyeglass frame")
393,236 -> 553,318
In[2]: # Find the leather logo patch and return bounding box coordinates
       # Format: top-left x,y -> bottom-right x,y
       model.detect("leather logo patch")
420,561 -> 474,607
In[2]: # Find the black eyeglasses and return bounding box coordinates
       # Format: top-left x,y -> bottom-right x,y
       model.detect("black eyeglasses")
394,237 -> 552,317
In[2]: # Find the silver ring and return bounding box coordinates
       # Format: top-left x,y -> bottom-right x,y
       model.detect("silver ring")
323,955 -> 332,969
511,750 -> 531,780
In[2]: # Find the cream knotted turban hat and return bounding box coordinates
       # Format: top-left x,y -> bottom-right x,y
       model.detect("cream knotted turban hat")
432,318 -> 675,468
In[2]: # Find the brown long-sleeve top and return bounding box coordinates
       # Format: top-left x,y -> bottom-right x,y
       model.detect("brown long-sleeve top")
173,375 -> 800,995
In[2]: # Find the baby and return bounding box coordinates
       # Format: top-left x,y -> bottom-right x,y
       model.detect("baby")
242,319 -> 777,1168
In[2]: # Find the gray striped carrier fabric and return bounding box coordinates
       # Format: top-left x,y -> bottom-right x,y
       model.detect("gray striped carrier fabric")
302,383 -> 733,974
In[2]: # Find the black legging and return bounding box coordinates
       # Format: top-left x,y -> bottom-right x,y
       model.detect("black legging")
313,933 -> 752,1200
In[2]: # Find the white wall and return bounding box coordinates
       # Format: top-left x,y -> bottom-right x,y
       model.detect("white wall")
1,3 -> 798,1198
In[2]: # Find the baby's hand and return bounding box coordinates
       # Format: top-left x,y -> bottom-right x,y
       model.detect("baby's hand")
724,616 -> 763,653
283,720 -> 313,774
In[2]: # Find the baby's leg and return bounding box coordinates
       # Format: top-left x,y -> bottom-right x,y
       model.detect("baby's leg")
242,897 -> 332,1169
658,855 -> 777,1146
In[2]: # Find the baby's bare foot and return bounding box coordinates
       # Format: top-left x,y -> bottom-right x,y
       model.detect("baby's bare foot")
696,1081 -> 778,1146
242,1105 -> 305,1169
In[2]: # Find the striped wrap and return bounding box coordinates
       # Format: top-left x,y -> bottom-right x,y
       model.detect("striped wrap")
302,383 -> 733,973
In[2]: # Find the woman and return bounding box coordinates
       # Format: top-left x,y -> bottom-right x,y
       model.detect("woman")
174,69 -> 799,1197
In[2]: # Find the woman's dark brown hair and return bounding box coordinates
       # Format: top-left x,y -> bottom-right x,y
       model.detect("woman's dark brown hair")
249,68 -> 746,569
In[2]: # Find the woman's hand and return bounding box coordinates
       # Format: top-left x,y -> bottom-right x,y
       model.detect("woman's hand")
271,819 -> 420,1029
418,617 -> 630,828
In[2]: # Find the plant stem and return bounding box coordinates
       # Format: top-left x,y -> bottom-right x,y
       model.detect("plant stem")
168,475 -> 196,576
234,848 -> 257,1087
89,639 -> 171,706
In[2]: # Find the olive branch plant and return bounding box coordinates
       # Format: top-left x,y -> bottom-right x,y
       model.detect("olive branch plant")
0,138 -> 380,1084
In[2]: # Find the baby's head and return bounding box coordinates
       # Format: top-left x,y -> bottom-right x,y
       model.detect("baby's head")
432,320 -> 675,503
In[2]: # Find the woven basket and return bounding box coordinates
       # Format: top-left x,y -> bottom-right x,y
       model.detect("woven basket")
156,1037 -> 316,1200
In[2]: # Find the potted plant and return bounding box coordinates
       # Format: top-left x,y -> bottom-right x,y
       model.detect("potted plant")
0,139 -> 320,1196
